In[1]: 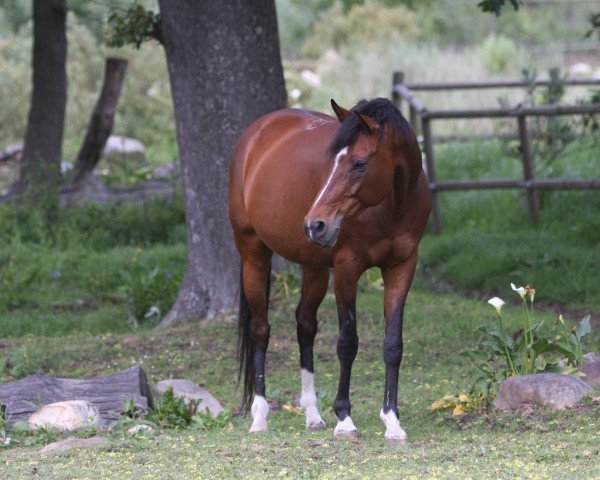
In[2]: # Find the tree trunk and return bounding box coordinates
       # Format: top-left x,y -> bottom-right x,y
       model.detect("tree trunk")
157,0 -> 287,327
14,0 -> 67,206
70,56 -> 128,185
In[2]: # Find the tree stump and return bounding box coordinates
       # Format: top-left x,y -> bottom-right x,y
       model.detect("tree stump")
0,366 -> 153,427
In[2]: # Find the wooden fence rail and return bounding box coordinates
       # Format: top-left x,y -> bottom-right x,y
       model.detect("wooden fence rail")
391,71 -> 600,233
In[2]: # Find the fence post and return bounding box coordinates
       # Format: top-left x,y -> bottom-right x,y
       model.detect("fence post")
517,114 -> 540,222
409,104 -> 420,136
422,116 -> 442,234
392,71 -> 404,113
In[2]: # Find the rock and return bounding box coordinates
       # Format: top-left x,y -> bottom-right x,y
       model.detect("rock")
0,144 -> 23,163
29,400 -> 101,431
579,361 -> 600,388
153,162 -> 179,179
494,373 -> 594,411
127,424 -> 155,435
102,136 -> 145,160
39,437 -> 109,455
155,379 -> 224,417
557,352 -> 600,368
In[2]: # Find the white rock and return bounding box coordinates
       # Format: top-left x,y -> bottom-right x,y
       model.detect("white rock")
127,424 -> 155,435
568,63 -> 592,76
102,136 -> 145,159
155,379 -> 224,417
301,69 -> 321,87
28,400 -> 101,431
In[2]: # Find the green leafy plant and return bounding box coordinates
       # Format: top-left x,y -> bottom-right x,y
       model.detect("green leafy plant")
107,4 -> 161,49
462,283 -> 593,398
146,388 -> 231,431
0,255 -> 39,313
146,387 -> 194,430
190,409 -> 232,431
122,267 -> 182,325
0,345 -> 44,379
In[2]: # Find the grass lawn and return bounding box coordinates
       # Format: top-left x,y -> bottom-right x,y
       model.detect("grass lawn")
0,282 -> 599,479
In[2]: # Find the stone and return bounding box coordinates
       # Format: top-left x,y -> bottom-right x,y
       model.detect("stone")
28,400 -> 101,431
579,361 -> 600,388
102,136 -> 145,160
153,162 -> 179,179
127,424 -> 155,435
155,379 -> 224,417
39,437 -> 109,455
494,373 -> 594,411
557,352 -> 600,368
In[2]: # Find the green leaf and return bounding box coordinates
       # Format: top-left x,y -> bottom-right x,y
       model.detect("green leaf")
461,350 -> 494,362
575,315 -> 592,341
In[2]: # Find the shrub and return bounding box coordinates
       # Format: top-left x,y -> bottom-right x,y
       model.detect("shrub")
477,34 -> 518,74
302,1 -> 421,59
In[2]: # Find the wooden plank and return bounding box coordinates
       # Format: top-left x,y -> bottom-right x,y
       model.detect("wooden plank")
517,115 -> 540,222
422,117 -> 442,234
0,366 -> 153,427
431,178 -> 600,191
424,103 -> 600,120
401,79 -> 600,91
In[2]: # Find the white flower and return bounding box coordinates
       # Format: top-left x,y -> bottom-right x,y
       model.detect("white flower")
488,297 -> 505,315
510,283 -> 526,300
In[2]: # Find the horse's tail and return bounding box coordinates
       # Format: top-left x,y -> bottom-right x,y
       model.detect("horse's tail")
237,261 -> 271,412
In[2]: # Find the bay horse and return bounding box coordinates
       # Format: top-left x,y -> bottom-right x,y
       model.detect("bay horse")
229,98 -> 431,443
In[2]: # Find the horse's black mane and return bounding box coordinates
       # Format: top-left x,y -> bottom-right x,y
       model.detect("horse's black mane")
329,97 -> 412,155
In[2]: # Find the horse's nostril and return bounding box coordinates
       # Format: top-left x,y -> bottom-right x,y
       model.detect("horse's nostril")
314,220 -> 327,235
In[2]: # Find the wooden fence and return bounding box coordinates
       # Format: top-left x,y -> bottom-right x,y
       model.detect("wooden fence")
391,71 -> 600,233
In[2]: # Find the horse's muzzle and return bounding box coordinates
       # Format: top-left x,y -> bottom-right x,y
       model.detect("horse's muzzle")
304,216 -> 340,248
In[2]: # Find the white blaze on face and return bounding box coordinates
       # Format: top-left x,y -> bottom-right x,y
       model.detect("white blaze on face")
249,395 -> 269,432
308,147 -> 348,216
300,369 -> 326,429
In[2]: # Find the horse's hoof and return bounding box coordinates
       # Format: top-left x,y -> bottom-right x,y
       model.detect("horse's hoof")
307,420 -> 326,430
249,425 -> 268,433
384,435 -> 407,446
333,429 -> 358,439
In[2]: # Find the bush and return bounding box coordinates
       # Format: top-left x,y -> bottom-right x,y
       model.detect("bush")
123,267 -> 182,325
477,34 -> 519,74
302,0 -> 421,59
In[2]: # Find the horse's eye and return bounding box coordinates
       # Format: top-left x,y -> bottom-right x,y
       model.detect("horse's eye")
351,159 -> 368,172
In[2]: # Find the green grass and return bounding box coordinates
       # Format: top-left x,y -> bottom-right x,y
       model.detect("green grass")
0,285 -> 598,478
420,135 -> 600,310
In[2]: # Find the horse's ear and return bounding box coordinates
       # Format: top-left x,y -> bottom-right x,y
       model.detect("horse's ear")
331,99 -> 351,122
355,112 -> 380,136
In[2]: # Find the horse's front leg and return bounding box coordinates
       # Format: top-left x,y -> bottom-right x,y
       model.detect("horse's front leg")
380,254 -> 418,444
296,266 -> 329,429
332,264 -> 360,437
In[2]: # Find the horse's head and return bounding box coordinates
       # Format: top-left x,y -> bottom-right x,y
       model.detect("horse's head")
304,98 -> 411,248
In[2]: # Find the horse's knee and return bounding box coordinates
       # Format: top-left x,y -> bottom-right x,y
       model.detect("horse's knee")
297,317 -> 317,343
250,322 -> 270,350
383,336 -> 403,367
337,325 -> 358,363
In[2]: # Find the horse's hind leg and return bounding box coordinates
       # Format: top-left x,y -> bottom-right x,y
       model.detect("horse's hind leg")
296,266 -> 329,429
239,237 -> 273,432
379,254 -> 418,444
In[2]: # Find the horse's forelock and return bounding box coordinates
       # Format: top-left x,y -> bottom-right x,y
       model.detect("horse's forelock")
328,98 -> 412,155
